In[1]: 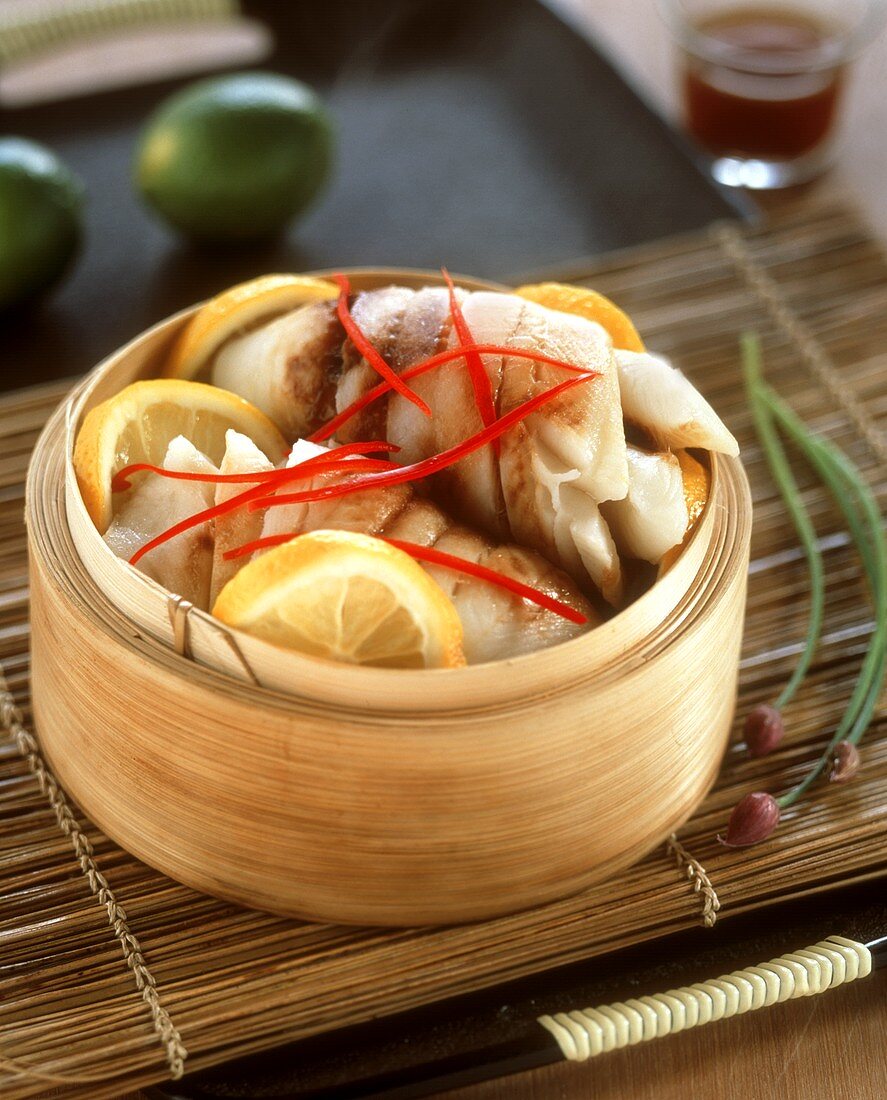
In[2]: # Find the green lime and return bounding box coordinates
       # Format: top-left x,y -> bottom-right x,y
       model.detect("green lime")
0,137 -> 84,310
135,72 -> 334,242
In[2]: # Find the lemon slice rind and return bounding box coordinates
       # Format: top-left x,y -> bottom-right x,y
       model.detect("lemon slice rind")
515,281 -> 644,352
74,378 -> 288,532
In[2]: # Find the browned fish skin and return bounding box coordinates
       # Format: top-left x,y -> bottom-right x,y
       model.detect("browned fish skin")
281,304 -> 342,432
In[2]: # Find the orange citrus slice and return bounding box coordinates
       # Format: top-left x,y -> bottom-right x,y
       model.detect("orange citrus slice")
677,448 -> 710,531
659,449 -> 711,574
212,530 -> 466,669
74,379 -> 288,532
515,282 -> 644,352
165,274 -> 338,380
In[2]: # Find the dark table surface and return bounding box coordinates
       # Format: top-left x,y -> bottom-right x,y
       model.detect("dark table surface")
0,0 -> 745,390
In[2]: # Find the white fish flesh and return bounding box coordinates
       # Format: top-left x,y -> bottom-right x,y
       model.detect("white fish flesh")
614,349 -> 739,456
104,435 -> 217,607
602,446 -> 689,564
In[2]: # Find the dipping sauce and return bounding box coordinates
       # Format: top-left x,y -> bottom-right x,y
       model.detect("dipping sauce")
683,7 -> 844,160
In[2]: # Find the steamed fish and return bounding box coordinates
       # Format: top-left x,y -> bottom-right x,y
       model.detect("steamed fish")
104,435 -> 218,607
205,286 -> 738,602
254,439 -> 599,665
614,349 -> 739,456
106,432 -> 598,665
210,429 -> 274,606
212,287 -> 628,601
601,446 -> 689,565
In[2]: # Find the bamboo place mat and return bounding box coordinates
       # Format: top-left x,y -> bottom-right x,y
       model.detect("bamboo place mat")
1,203 -> 885,1097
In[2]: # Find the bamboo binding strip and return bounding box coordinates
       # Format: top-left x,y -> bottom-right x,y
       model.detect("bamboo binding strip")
538,936 -> 873,1061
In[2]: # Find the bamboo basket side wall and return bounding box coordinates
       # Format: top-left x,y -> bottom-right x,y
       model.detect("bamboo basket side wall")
31,442 -> 749,922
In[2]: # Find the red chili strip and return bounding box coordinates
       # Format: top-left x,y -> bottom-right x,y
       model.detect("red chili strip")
333,274 -> 431,418
223,532 -> 294,561
125,442 -> 399,567
255,372 -> 597,512
441,268 -> 498,452
112,457 -> 395,493
113,439 -> 399,492
221,532 -> 587,625
385,539 -> 588,625
309,344 -> 589,443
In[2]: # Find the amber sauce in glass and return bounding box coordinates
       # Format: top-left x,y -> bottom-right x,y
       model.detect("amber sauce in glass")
684,7 -> 844,159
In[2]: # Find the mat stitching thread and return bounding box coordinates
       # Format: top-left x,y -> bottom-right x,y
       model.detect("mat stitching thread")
666,834 -> 720,928
0,683 -> 188,1082
714,222 -> 887,464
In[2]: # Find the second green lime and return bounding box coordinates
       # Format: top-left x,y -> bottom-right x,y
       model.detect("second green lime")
135,72 -> 334,242
0,137 -> 84,310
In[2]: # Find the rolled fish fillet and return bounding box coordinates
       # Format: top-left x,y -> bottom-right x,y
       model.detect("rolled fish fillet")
212,287 -> 629,603
225,437 -> 600,665
210,429 -> 275,606
104,435 -> 218,608
601,446 -> 689,565
102,431 -> 598,664
614,349 -> 740,457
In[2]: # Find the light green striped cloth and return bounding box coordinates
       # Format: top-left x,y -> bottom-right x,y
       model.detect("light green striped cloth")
0,0 -> 240,64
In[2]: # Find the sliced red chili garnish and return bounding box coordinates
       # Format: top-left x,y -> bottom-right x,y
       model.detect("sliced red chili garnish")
333,273 -> 431,418
222,532 -> 586,625
124,442 -> 398,566
309,343 -> 589,443
113,439 -> 398,492
112,457 -> 394,493
255,371 -> 597,513
126,371 -> 597,569
441,268 -> 498,453
384,539 -> 588,625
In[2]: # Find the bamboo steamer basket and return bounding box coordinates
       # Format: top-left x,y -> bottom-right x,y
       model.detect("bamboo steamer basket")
25,270 -> 753,926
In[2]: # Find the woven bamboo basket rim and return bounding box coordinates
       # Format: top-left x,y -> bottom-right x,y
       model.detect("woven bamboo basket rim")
52,270 -> 750,711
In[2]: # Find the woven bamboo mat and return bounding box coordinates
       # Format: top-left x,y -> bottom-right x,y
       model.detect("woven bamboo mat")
1,204 -> 885,1098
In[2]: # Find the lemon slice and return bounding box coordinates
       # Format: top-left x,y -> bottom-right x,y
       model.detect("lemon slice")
212,530 -> 466,670
74,378 -> 288,532
515,282 -> 645,352
165,274 -> 338,380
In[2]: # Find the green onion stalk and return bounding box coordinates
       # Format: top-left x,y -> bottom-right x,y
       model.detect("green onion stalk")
741,332 -> 825,759
722,334 -> 886,847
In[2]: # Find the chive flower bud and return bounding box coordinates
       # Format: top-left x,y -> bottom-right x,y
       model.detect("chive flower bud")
829,741 -> 861,784
719,792 -> 780,847
744,704 -> 784,757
